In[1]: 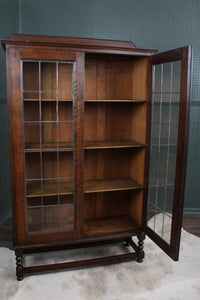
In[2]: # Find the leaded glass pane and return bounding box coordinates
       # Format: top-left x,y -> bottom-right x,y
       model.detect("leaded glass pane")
148,60 -> 181,245
22,61 -> 75,233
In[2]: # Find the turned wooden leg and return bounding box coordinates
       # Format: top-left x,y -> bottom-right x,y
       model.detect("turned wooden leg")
136,232 -> 145,263
15,250 -> 24,281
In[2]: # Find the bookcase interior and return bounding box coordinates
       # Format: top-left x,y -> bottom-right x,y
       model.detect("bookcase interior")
23,53 -> 148,236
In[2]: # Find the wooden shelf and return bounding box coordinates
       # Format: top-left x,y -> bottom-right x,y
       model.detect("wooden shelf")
26,181 -> 74,197
25,142 -> 73,152
24,98 -> 147,103
84,99 -> 147,103
26,178 -> 143,198
84,215 -> 140,236
24,99 -> 72,102
85,140 -> 144,149
25,140 -> 144,152
84,178 -> 143,193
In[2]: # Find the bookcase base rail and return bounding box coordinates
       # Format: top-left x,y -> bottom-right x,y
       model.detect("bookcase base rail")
15,235 -> 145,280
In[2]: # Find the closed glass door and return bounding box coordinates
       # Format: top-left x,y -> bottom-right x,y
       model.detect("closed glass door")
23,60 -> 75,233
6,47 -> 84,245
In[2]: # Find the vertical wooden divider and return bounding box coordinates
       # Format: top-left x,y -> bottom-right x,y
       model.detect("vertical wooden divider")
96,59 -> 106,217
74,52 -> 85,237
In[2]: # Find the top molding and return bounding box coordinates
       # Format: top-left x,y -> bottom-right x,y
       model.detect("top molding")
1,34 -> 157,56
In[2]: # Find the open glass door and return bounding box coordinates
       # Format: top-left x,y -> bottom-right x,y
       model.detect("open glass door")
145,46 -> 192,260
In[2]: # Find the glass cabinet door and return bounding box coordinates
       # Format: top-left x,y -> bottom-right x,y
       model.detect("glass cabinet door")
146,46 -> 192,260
6,49 -> 85,244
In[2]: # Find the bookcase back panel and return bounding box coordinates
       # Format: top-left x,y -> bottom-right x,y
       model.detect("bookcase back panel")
129,190 -> 144,226
84,103 -> 146,144
84,55 -> 148,101
130,149 -> 145,185
84,103 -> 97,141
84,149 -> 141,181
84,191 -> 130,219
131,103 -> 147,144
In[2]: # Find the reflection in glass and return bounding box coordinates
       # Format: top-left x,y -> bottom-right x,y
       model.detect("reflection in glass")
60,204 -> 74,230
58,102 -> 73,121
44,206 -> 59,231
27,207 -> 43,232
41,101 -> 57,121
26,180 -> 42,198
42,152 -> 58,179
162,214 -> 172,243
23,62 -> 39,92
24,101 -> 39,121
25,152 -> 41,179
24,123 -> 40,148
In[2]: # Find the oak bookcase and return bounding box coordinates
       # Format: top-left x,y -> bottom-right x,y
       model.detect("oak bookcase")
1,35 -> 191,280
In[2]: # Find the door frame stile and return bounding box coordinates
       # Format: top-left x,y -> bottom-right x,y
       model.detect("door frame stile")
142,56 -> 153,228
73,52 -> 85,238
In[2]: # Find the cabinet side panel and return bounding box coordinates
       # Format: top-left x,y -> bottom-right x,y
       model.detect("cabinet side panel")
84,58 -> 97,100
131,103 -> 147,144
6,47 -> 16,243
132,57 -> 149,100
129,191 -> 143,226
142,59 -> 152,227
129,149 -> 145,185
7,47 -> 26,245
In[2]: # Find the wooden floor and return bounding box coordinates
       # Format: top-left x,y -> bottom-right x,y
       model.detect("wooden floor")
0,214 -> 199,248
